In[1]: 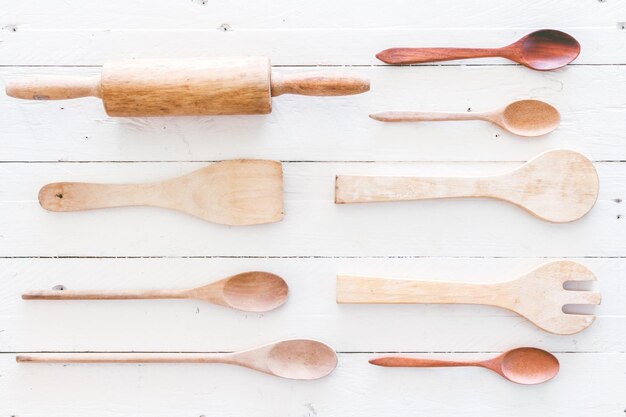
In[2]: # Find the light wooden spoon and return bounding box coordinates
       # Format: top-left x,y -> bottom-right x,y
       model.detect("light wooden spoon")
38,159 -> 283,226
335,149 -> 598,223
22,271 -> 288,313
376,29 -> 580,70
16,339 -> 338,380
370,347 -> 559,385
337,260 -> 601,335
370,100 -> 560,137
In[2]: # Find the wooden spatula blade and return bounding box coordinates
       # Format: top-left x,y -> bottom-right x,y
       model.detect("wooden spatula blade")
190,159 -> 283,226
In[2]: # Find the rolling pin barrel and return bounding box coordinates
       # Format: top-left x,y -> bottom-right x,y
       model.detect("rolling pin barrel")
102,57 -> 272,116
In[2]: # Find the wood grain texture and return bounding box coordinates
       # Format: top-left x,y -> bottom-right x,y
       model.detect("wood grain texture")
22,271 -> 289,313
337,260 -> 601,335
0,161 -> 622,257
1,353 -> 624,417
335,150 -> 599,223
38,159 -> 284,226
376,30 -> 581,71
2,257 -> 623,353
3,65 -> 625,163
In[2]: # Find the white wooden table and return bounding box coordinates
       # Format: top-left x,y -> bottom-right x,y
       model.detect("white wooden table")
1,1 -> 625,415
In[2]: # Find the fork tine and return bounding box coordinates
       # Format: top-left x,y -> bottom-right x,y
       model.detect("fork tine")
564,290 -> 602,305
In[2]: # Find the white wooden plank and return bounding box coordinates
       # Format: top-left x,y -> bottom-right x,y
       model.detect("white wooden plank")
0,257 -> 621,352
0,161 -> 622,257
1,353 -> 624,417
2,65 -> 626,162
1,0 -> 623,29
1,28 -> 624,66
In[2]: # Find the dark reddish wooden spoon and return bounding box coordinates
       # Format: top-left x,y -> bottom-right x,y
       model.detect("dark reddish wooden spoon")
376,29 -> 580,71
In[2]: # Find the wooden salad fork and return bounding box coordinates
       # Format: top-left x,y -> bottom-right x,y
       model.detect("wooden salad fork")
335,149 -> 598,223
337,260 -> 601,335
38,159 -> 284,226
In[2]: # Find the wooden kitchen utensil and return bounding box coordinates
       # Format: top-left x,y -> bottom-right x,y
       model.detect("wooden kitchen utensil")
376,29 -> 580,70
38,159 -> 283,226
17,339 -> 338,380
335,149 -> 598,223
22,271 -> 288,313
5,57 -> 370,116
337,260 -> 601,335
370,99 -> 560,137
370,347 -> 559,385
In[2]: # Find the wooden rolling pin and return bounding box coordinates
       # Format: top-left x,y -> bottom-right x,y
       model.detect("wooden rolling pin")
5,57 -> 370,116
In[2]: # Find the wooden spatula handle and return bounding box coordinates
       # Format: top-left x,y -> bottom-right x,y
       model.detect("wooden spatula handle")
38,182 -> 161,212
376,48 -> 502,64
335,176 -> 487,204
270,71 -> 370,96
337,275 -> 497,304
22,289 -> 186,300
370,356 -> 474,367
5,75 -> 102,100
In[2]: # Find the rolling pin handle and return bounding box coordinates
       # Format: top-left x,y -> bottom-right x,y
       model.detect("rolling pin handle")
5,75 -> 102,100
270,71 -> 370,97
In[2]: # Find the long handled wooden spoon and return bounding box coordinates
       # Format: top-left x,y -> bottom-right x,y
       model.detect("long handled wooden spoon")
38,159 -> 283,226
5,57 -> 369,116
335,149 -> 598,223
370,347 -> 559,385
370,99 -> 560,137
376,29 -> 580,70
16,339 -> 337,380
22,271 -> 288,313
337,260 -> 601,335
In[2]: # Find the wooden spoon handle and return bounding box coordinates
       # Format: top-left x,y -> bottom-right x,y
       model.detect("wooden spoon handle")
335,175 -> 488,204
270,71 -> 370,96
16,353 -> 233,364
370,356 -> 475,367
376,47 -> 503,64
38,182 -> 161,212
5,75 -> 102,100
337,275 -> 496,304
22,289 -> 186,300
370,111 -> 485,122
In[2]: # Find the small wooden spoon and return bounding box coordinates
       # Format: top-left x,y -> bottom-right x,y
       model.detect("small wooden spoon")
337,260 -> 601,335
335,149 -> 598,223
38,159 -> 283,226
22,271 -> 288,313
369,347 -> 559,385
370,100 -> 560,137
16,339 -> 338,380
376,29 -> 580,70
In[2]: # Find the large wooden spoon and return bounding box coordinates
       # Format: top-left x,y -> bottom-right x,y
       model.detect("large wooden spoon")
38,159 -> 283,226
335,149 -> 598,223
376,29 -> 580,70
369,347 -> 559,385
337,260 -> 601,335
16,339 -> 338,380
22,271 -> 288,313
370,99 -> 560,137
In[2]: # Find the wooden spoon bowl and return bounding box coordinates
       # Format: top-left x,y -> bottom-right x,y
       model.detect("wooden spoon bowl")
498,347 -> 560,384
499,99 -> 560,136
221,271 -> 289,312
517,29 -> 581,70
267,339 -> 338,380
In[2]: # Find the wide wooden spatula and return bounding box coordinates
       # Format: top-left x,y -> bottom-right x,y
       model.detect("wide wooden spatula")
335,150 -> 598,223
39,159 -> 283,226
337,260 -> 601,335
